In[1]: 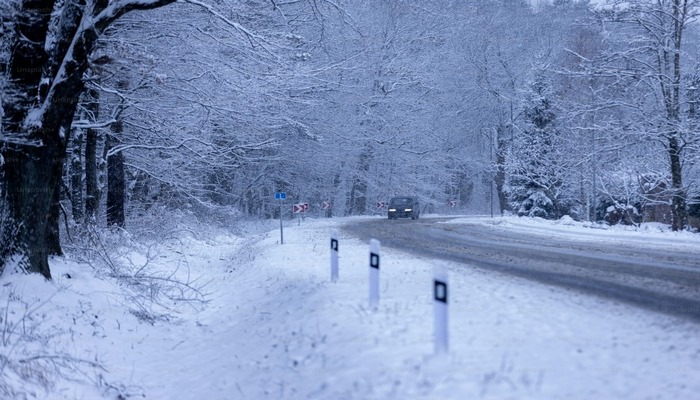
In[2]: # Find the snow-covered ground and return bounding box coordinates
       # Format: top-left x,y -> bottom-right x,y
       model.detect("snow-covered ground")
1,215 -> 699,399
444,214 -> 700,254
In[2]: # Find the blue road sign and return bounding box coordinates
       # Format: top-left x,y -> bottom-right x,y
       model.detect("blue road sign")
275,192 -> 287,200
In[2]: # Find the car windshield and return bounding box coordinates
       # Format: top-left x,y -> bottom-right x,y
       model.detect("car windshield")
390,197 -> 414,205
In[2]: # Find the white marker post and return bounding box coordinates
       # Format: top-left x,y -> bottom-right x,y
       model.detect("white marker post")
434,265 -> 449,355
369,239 -> 381,308
330,230 -> 339,282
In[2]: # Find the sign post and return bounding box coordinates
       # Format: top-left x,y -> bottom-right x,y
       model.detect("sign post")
369,239 -> 380,308
275,192 -> 286,244
330,230 -> 339,282
434,265 -> 449,354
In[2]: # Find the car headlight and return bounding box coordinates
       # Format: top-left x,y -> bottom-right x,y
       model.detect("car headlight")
388,208 -> 396,212
404,208 -> 412,212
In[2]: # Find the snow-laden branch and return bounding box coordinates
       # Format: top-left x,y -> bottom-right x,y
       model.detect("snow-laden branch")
73,119 -> 118,129
107,135 -> 279,159
107,137 -> 214,157
178,0 -> 273,52
92,0 -> 178,31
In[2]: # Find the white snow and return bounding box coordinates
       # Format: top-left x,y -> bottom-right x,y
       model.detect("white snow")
23,106 -> 45,130
1,215 -> 699,399
443,215 -> 700,253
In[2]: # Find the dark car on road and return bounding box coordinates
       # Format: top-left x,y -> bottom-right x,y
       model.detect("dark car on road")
388,196 -> 420,220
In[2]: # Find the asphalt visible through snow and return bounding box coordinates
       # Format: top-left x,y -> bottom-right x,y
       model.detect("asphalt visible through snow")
343,217 -> 700,323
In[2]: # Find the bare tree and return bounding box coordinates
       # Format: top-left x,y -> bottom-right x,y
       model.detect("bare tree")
592,0 -> 700,230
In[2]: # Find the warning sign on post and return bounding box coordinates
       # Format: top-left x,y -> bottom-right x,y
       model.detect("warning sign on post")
293,203 -> 310,213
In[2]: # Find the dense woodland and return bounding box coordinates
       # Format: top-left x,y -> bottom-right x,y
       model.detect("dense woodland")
1,0 -> 700,278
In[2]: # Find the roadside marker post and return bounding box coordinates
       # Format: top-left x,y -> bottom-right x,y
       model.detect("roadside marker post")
369,239 -> 380,308
330,230 -> 339,282
434,265 -> 449,354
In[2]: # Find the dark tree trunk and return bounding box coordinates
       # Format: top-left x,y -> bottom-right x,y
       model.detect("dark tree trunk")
47,115 -> 78,256
84,89 -> 100,223
458,176 -> 473,206
348,149 -> 370,215
2,145 -> 66,278
46,166 -> 63,257
106,121 -> 126,228
666,1 -> 687,231
669,135 -> 687,231
70,128 -> 84,221
347,180 -> 356,216
0,0 -> 55,278
330,163 -> 344,218
351,179 -> 367,215
495,128 -> 509,215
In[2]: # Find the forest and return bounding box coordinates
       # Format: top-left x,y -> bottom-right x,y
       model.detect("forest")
1,0 -> 700,279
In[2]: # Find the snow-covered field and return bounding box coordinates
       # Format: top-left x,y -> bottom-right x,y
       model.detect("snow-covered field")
1,215 -> 699,399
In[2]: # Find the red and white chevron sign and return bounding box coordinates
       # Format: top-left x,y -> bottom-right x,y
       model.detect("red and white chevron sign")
321,201 -> 332,209
376,201 -> 386,209
293,203 -> 310,213
449,200 -> 457,207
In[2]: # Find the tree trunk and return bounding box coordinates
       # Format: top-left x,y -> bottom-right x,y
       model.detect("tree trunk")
352,179 -> 367,215
1,144 -> 66,278
70,128 -> 84,221
349,149 -> 371,215
667,0 -> 687,231
46,161 -> 64,257
669,135 -> 688,231
346,181 -> 356,216
47,115 -> 78,256
84,89 -> 100,223
106,120 -> 126,228
0,0 -> 55,278
495,126 -> 509,215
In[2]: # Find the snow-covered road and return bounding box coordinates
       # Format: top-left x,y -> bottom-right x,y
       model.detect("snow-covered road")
345,216 -> 700,322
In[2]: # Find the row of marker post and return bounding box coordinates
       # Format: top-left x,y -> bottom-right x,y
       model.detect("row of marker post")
329,230 -> 449,355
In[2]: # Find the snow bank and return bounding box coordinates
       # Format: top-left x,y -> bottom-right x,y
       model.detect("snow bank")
1,216 -> 698,399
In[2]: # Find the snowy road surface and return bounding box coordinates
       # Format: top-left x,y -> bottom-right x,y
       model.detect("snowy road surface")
344,216 -> 700,322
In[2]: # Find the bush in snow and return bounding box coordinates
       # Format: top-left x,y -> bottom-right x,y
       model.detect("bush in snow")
688,197 -> 700,231
600,201 -> 642,226
63,221 -> 209,325
0,287 -> 108,399
596,171 -> 673,226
